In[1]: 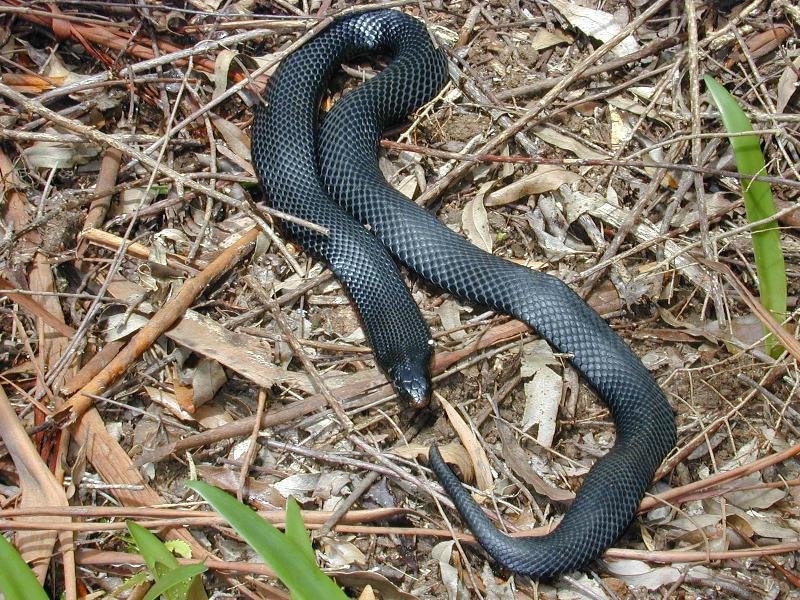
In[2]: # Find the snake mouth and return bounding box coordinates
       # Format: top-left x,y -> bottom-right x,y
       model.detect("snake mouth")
389,357 -> 431,408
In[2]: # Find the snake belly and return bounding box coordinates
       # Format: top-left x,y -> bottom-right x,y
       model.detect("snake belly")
252,9 -> 677,579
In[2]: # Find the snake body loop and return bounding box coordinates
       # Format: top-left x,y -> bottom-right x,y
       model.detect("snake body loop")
251,9 -> 676,579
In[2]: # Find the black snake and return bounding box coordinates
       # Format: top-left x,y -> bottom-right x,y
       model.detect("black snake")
251,9 -> 676,578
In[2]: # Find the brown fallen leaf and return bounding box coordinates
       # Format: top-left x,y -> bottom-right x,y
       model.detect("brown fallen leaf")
436,393 -> 494,497
497,421 -> 575,504
0,386 -> 72,583
725,24 -> 792,67
392,442 -> 475,484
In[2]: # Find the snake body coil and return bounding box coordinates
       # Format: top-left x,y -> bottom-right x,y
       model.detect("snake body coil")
251,9 -> 676,579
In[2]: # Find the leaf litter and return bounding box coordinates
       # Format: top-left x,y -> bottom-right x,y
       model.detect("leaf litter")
0,0 -> 798,598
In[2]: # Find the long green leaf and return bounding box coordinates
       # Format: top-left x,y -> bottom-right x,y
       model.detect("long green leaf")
186,481 -> 349,600
284,497 -> 317,566
127,521 -> 181,573
143,563 -> 208,600
126,521 -> 207,600
0,535 -> 49,600
704,75 -> 786,356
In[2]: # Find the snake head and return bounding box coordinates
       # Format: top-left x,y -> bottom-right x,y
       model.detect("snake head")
389,356 -> 432,408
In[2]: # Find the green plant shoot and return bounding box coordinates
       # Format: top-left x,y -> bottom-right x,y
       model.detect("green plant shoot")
704,75 -> 787,357
186,480 -> 349,600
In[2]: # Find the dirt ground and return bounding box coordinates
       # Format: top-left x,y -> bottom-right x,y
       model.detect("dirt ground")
0,0 -> 799,598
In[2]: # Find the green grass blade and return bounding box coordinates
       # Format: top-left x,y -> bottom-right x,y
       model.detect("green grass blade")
142,563 -> 208,600
0,535 -> 49,600
284,497 -> 317,566
704,75 -> 787,356
127,521 -> 180,572
186,481 -> 349,600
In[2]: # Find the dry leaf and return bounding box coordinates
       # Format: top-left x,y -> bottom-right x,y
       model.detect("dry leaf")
485,165 -> 580,206
520,340 -> 562,447
777,56 -> 800,113
606,560 -> 713,591
497,421 -> 575,503
322,538 -> 367,568
145,385 -> 194,421
212,115 -> 251,163
432,541 -> 471,600
357,585 -> 376,600
334,572 -> 418,600
725,25 -> 792,67
549,0 -> 640,56
438,395 -> 494,494
530,28 -> 574,50
534,126 -> 607,160
436,299 -> 466,341
392,442 -> 474,483
23,130 -> 101,169
461,191 -> 493,253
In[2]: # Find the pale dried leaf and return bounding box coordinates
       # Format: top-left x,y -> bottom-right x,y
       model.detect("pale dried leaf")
606,560 -> 713,591
485,165 -> 579,206
530,27 -> 573,50
334,572 -> 418,600
212,49 -> 238,100
609,105 -> 632,149
522,373 -> 562,446
777,56 -> 800,113
357,585 -> 376,600
438,395 -> 494,493
212,115 -> 251,163
189,358 -> 227,407
144,385 -> 194,421
103,312 -> 150,341
322,538 -> 367,568
274,473 -> 321,501
549,0 -> 640,56
436,299 -> 466,341
534,126 -> 607,160
432,541 -> 471,600
462,190 -> 493,253
392,442 -> 474,483
497,421 -> 575,503
396,173 -> 418,199
23,134 -> 101,169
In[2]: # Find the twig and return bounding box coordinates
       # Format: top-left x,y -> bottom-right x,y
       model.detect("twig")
52,227 -> 260,425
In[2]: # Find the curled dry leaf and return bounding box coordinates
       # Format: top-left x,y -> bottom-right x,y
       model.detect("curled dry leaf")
144,385 -> 194,421
725,24 -> 792,68
777,56 -> 800,113
534,126 -> 607,160
606,560 -> 714,591
520,340 -> 562,447
438,394 -> 494,495
23,131 -> 101,169
530,27 -> 574,51
321,538 -> 367,568
485,165 -> 580,207
436,298 -> 466,341
497,421 -> 575,504
212,115 -> 252,164
392,442 -> 474,483
548,0 -> 640,56
432,541 -> 471,600
461,185 -> 493,253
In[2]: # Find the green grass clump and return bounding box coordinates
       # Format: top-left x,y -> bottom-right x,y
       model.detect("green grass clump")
186,480 -> 349,600
125,521 -> 208,600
